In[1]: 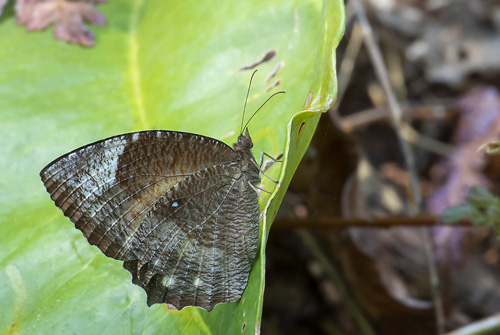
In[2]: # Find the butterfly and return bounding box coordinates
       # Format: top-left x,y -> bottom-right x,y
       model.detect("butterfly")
40,71 -> 284,311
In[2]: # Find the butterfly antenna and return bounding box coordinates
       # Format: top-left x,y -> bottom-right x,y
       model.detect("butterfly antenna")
241,69 -> 259,136
242,91 -> 286,132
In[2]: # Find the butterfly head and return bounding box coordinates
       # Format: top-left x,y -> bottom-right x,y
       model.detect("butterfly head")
234,127 -> 253,152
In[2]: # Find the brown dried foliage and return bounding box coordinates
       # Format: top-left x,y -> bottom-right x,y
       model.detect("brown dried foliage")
15,0 -> 106,47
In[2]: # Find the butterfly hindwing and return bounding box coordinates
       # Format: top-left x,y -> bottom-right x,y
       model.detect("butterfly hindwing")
123,164 -> 259,310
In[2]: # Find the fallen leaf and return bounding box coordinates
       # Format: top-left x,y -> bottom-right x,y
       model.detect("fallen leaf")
16,0 -> 106,47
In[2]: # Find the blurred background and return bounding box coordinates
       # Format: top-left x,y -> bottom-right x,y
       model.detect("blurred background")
263,0 -> 500,334
3,0 -> 500,333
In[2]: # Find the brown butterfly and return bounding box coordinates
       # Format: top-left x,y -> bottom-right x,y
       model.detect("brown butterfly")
40,71 -> 284,311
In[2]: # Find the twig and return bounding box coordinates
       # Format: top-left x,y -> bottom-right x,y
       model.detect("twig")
340,104 -> 456,156
273,216 -> 471,230
340,101 -> 455,131
401,123 -> 455,156
349,0 -> 445,333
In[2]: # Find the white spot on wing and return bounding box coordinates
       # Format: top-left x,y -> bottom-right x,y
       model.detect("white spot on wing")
193,277 -> 202,287
171,201 -> 179,208
132,133 -> 139,142
162,276 -> 175,288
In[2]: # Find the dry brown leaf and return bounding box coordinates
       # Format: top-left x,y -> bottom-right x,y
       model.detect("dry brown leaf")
16,0 -> 106,47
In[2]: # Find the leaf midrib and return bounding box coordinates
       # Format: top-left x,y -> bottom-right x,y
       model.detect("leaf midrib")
129,0 -> 148,130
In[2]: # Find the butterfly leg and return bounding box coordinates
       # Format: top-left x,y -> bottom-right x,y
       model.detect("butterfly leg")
259,152 -> 283,171
248,181 -> 271,201
253,152 -> 283,184
253,161 -> 278,184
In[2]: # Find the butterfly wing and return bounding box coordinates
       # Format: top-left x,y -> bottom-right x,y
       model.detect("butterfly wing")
41,130 -> 238,254
40,130 -> 259,310
123,164 -> 260,311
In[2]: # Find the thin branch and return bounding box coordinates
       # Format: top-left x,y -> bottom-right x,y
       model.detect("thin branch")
340,104 -> 456,156
273,216 -> 471,230
401,123 -> 455,156
340,100 -> 456,131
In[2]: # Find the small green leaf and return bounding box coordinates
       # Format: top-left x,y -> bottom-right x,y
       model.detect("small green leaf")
441,205 -> 475,224
466,185 -> 496,207
441,186 -> 500,235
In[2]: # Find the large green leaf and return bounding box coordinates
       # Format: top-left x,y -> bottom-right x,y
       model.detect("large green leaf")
0,0 -> 344,333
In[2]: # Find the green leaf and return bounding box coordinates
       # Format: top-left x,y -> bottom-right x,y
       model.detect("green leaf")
441,205 -> 475,224
0,0 -> 345,333
466,185 -> 496,207
440,186 -> 500,232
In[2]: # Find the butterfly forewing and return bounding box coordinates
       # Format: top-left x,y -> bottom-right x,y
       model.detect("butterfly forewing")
40,130 -> 261,311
